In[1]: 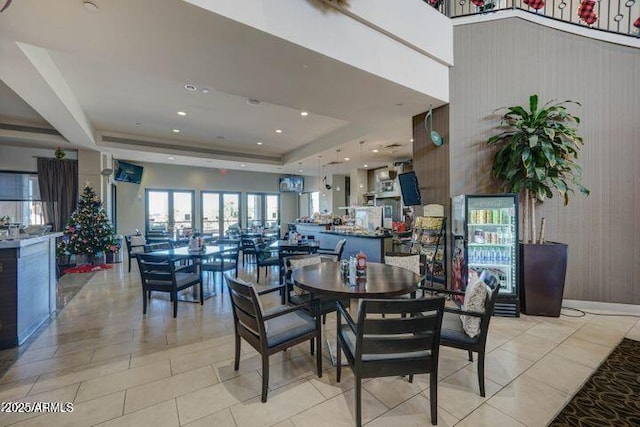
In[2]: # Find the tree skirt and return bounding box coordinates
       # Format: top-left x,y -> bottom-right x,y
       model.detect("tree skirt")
63,264 -> 113,274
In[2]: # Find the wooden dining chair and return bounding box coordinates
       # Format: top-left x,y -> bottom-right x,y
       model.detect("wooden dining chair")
318,238 -> 346,262
225,274 -> 322,402
336,297 -> 445,426
136,253 -> 202,318
125,234 -> 146,272
201,240 -> 240,293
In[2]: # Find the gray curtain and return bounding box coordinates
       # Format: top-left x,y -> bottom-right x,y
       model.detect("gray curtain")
37,158 -> 78,232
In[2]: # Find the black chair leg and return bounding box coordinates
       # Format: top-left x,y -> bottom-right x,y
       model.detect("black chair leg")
316,318 -> 323,378
430,371 -> 438,425
261,355 -> 269,402
336,336 -> 342,383
310,338 -> 314,355
478,352 -> 486,397
322,314 -> 327,325
468,350 -> 473,362
128,257 -> 132,273
200,282 -> 204,305
142,288 -> 147,314
355,375 -> 362,427
234,333 -> 241,371
257,265 -> 260,283
172,291 -> 178,318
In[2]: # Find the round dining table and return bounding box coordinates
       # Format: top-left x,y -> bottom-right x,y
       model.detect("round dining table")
291,261 -> 420,299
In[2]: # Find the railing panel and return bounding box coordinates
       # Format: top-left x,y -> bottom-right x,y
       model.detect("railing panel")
422,0 -> 640,37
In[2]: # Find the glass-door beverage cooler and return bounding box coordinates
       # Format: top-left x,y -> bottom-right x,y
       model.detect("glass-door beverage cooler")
451,194 -> 519,317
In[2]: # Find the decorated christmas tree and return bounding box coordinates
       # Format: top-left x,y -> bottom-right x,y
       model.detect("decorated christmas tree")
58,183 -> 118,265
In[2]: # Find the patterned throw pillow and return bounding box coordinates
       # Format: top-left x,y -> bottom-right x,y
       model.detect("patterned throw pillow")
460,278 -> 489,338
289,255 -> 321,296
384,254 -> 421,275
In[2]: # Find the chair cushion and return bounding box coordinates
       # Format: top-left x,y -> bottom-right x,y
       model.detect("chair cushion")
266,310 -> 316,348
384,254 -> 421,275
175,272 -> 200,287
339,325 -> 431,362
441,311 -> 478,345
460,277 -> 489,338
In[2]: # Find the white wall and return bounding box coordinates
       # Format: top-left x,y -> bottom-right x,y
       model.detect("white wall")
0,144 -> 78,172
115,161 -> 300,236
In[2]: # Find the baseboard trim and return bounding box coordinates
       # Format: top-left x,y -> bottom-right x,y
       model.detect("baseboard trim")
563,299 -> 640,315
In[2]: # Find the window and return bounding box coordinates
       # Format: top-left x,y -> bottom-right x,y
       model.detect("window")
0,172 -> 44,226
201,191 -> 241,238
310,191 -> 320,215
246,193 -> 279,229
145,189 -> 195,238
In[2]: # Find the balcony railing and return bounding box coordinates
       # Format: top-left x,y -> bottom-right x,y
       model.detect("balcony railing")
425,0 -> 640,37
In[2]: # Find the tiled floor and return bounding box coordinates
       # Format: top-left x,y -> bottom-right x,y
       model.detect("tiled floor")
0,263 -> 638,427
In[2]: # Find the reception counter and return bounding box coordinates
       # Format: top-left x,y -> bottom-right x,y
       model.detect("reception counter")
319,231 -> 393,263
0,233 -> 62,349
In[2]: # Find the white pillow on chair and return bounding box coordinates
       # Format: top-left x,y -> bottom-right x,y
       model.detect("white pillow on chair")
460,277 -> 489,338
288,255 -> 321,296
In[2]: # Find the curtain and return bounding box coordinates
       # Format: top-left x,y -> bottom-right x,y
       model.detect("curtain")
37,158 -> 78,232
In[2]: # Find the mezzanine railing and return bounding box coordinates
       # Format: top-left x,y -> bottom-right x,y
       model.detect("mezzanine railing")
425,0 -> 640,37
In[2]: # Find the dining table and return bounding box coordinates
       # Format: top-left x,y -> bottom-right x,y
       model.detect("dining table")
151,244 -> 237,302
292,261 -> 420,364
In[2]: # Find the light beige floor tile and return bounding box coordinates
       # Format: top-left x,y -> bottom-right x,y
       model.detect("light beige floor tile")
366,393 -> 458,427
626,323 -> 640,341
271,420 -> 295,427
95,398 -> 179,427
487,375 -> 569,427
484,330 -> 512,352
53,332 -> 134,357
260,354 -> 317,391
31,356 -> 131,395
124,365 -> 218,414
363,375 -> 429,409
290,388 -> 387,427
170,341 -> 236,375
0,377 -> 38,401
129,341 -> 205,369
0,383 -> 79,426
306,362 -> 357,399
183,407 -> 236,427
469,348 -> 534,386
436,367 -> 502,419
551,337 -> 613,368
571,323 -> 626,347
176,371 -> 262,425
499,332 -> 558,362
1,350 -> 95,383
455,403 -> 525,427
588,315 -> 638,334
525,319 -> 578,343
10,390 -> 125,427
522,352 -> 594,395
15,346 -> 59,364
230,379 -> 325,427
437,347 -> 473,379
76,360 -> 171,403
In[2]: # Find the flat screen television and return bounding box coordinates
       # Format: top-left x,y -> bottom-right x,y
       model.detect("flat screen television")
114,160 -> 144,184
279,176 -> 304,193
398,171 -> 422,206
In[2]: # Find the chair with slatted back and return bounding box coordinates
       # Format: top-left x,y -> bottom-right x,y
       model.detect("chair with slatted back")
201,240 -> 240,293
225,274 -> 322,403
125,234 -> 146,272
336,297 -> 445,426
318,238 -> 346,262
136,253 -> 202,318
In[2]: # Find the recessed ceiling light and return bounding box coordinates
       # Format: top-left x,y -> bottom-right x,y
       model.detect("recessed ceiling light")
185,84 -> 197,91
240,164 -> 246,167
300,111 -> 309,117
372,149 -> 379,153
167,156 -> 175,160
177,111 -> 187,116
83,1 -> 99,13
275,129 -> 283,134
359,184 -> 364,188
298,169 -> 304,173
364,164 -> 368,168
344,157 -> 350,161
256,142 -> 263,145
410,138 -> 414,142
172,129 -> 180,133
247,98 -> 261,105
201,88 -> 210,94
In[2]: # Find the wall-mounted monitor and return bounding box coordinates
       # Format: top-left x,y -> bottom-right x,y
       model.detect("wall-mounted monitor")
398,171 -> 422,206
114,160 -> 144,184
279,176 -> 304,193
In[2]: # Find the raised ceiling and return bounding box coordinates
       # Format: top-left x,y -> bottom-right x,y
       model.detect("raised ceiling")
0,0 -> 445,175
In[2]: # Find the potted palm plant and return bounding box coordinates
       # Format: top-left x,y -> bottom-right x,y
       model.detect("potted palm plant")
487,94 -> 589,316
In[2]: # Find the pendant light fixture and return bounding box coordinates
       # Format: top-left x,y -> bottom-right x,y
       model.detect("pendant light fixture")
335,149 -> 341,192
359,141 -> 365,188
424,105 -> 444,146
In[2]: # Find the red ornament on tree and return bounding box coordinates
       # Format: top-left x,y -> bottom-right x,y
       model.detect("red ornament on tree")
471,0 -> 485,6
523,0 -> 545,10
633,17 -> 640,29
577,0 -> 598,25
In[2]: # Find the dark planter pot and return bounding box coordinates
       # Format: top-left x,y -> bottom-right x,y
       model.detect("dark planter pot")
519,242 -> 568,317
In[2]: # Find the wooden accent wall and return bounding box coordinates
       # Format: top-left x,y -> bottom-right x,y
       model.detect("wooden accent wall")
412,105 -> 451,208
448,17 -> 640,304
